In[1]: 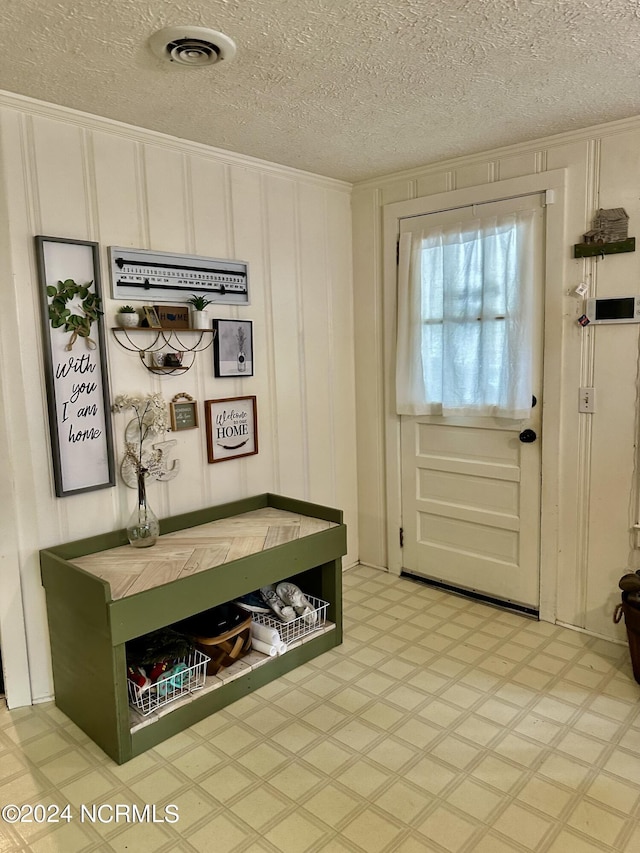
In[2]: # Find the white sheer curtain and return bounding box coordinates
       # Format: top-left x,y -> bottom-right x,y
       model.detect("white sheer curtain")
396,208 -> 537,419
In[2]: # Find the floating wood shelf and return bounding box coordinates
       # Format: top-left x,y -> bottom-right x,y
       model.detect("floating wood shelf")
140,357 -> 190,375
573,238 -> 635,258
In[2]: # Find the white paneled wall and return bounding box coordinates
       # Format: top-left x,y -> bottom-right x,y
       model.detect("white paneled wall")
353,117 -> 640,643
0,93 -> 357,705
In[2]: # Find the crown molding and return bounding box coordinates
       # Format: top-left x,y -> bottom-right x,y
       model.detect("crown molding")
6,88 -> 640,198
354,113 -> 640,191
0,89 -> 352,194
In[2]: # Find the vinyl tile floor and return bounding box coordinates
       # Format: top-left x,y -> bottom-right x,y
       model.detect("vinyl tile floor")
1,564 -> 640,853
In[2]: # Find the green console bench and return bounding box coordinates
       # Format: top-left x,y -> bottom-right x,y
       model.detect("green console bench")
40,493 -> 347,764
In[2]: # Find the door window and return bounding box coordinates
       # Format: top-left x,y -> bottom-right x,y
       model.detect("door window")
397,198 -> 542,419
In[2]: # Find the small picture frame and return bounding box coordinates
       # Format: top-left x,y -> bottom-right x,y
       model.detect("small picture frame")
143,306 -> 162,329
212,319 -> 253,377
204,396 -> 258,463
155,304 -> 190,329
170,393 -> 199,431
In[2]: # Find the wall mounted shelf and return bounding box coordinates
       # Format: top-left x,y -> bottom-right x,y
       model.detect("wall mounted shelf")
111,327 -> 215,375
573,238 -> 636,258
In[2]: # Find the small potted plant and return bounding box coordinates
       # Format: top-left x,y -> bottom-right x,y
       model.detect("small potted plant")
116,305 -> 139,328
187,295 -> 213,330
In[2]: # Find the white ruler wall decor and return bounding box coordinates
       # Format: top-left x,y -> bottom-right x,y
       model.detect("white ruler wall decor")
109,246 -> 249,306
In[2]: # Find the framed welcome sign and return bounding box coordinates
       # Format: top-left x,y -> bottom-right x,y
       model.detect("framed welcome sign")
204,396 -> 258,463
35,236 -> 116,497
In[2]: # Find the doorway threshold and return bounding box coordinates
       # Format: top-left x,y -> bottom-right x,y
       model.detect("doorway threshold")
401,571 -> 539,619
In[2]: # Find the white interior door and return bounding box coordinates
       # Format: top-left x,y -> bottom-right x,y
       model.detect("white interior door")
399,194 -> 545,611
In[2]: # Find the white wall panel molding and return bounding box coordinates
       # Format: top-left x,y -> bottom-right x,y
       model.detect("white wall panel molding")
453,161 -> 496,191
298,183 -> 334,504
415,172 -> 450,200
575,407 -> 594,628
322,188 -> 339,507
135,141 -> 149,249
587,138 -> 601,230
353,186 -> 387,567
535,150 -> 547,174
582,132 -> 640,638
292,182 -> 310,500
572,137 -> 600,628
324,190 -> 357,544
32,118 -> 91,239
0,96 -> 357,705
354,113 -> 640,192
182,154 -> 196,256
264,175 -> 306,499
21,115 -> 42,236
0,114 -> 32,708
82,128 -> 100,242
0,90 -> 351,194
257,173 -> 280,498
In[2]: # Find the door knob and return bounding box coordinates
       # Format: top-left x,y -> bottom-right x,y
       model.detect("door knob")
519,429 -> 537,443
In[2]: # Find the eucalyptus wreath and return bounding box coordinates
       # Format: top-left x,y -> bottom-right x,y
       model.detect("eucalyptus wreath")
47,278 -> 103,350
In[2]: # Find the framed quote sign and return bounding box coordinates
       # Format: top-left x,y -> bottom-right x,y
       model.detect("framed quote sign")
35,236 -> 116,497
170,393 -> 199,431
204,396 -> 258,463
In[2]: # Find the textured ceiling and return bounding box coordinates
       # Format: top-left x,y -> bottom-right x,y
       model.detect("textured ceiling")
2,0 -> 640,182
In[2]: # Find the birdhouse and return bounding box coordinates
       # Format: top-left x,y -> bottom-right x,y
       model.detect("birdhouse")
583,208 -> 629,244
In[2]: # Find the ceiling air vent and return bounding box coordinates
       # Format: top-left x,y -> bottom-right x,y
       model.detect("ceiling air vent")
149,26 -> 236,68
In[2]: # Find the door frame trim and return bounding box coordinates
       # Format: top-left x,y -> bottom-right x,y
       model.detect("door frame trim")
382,170 -> 567,624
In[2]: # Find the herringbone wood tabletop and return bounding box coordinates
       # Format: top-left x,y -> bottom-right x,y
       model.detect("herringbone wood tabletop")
71,507 -> 336,600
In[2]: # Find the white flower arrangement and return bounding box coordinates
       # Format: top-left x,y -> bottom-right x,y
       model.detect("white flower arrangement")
111,393 -> 169,476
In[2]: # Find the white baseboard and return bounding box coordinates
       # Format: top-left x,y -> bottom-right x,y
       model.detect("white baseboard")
349,561 -> 389,573
555,620 -> 626,646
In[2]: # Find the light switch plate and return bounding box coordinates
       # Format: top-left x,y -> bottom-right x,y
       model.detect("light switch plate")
579,387 -> 596,413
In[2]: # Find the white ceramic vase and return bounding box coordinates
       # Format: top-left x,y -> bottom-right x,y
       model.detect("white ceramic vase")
191,310 -> 209,330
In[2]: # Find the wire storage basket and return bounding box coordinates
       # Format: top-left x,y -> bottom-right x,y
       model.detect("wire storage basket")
127,649 -> 210,716
252,595 -> 329,646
